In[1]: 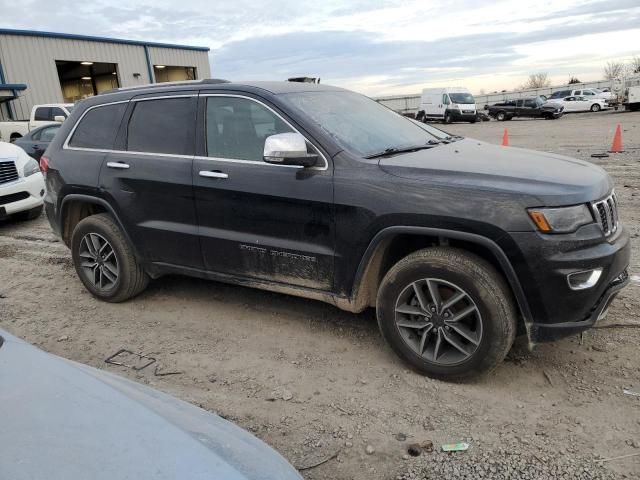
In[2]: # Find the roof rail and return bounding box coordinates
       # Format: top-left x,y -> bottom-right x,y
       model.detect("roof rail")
102,78 -> 230,95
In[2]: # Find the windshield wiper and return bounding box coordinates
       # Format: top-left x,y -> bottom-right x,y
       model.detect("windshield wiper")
443,135 -> 464,142
365,143 -> 437,159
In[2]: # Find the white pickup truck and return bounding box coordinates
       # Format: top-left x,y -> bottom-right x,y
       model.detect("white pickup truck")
0,103 -> 74,142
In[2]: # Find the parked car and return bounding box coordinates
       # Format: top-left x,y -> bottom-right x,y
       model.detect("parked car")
0,328 -> 303,480
547,88 -> 612,102
0,103 -> 72,143
416,87 -> 477,124
0,141 -> 45,221
487,96 -> 563,120
14,123 -> 61,160
43,80 -> 630,380
545,95 -> 608,112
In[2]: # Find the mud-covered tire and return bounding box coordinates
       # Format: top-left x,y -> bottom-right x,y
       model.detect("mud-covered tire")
71,213 -> 148,302
376,247 -> 516,381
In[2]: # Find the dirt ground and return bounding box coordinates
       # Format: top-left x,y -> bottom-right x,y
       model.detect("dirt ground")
1,110 -> 639,479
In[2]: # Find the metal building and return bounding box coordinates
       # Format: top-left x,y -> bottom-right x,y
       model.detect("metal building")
0,28 -> 211,121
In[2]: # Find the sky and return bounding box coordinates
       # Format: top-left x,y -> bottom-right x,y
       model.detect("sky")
1,0 -> 639,96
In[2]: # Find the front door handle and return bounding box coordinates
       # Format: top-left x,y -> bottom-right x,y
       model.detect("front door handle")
199,170 -> 228,179
107,161 -> 130,169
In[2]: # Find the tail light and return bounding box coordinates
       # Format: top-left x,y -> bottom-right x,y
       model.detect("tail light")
40,155 -> 50,173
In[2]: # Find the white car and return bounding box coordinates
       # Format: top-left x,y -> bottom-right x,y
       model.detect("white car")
0,141 -> 45,221
545,95 -> 608,113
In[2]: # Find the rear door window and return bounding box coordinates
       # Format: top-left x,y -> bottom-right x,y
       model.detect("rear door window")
68,102 -> 127,149
34,107 -> 51,121
126,97 -> 196,155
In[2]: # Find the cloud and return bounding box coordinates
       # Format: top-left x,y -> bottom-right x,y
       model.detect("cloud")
0,0 -> 639,94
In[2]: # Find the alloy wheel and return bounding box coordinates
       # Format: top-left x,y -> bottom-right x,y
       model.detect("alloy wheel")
78,233 -> 119,290
394,278 -> 483,365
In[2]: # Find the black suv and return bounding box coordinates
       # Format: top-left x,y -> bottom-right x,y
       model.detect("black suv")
42,80 -> 630,380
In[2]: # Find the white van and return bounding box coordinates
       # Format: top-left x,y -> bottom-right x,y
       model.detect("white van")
417,87 -> 477,124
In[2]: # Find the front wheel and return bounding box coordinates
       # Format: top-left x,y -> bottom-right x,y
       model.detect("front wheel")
376,247 -> 516,380
443,112 -> 452,124
590,103 -> 601,112
496,111 -> 506,121
71,213 -> 148,302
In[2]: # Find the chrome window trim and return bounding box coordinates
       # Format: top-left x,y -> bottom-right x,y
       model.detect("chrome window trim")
201,93 -> 329,171
63,94 -> 329,171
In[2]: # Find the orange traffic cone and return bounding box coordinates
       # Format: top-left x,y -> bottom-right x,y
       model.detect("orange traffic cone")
502,128 -> 509,146
609,124 -> 624,153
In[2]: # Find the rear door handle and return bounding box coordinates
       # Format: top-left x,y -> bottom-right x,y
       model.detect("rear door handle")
199,170 -> 228,179
107,162 -> 130,169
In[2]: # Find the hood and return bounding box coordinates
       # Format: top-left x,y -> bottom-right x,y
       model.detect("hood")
378,138 -> 611,206
0,329 -> 301,480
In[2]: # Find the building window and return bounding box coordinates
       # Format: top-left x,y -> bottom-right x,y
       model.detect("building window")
56,60 -> 119,103
153,65 -> 197,83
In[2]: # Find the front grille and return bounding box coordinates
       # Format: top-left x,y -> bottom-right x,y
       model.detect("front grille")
591,191 -> 619,236
462,110 -> 474,114
0,161 -> 19,185
0,191 -> 29,206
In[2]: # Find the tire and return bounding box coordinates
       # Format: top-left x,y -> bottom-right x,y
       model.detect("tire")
590,103 -> 601,112
443,112 -> 452,124
13,205 -> 43,221
9,133 -> 21,143
71,213 -> 148,302
496,111 -> 506,121
376,247 -> 516,381
469,118 -> 477,124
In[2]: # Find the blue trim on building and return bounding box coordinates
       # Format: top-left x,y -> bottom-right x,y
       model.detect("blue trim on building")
0,28 -> 210,52
0,62 -> 21,120
0,83 -> 27,90
144,46 -> 155,83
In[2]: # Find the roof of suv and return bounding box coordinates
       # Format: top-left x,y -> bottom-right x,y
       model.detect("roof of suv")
104,79 -> 344,97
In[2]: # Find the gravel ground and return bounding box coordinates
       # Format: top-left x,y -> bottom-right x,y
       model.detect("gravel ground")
1,109 -> 639,479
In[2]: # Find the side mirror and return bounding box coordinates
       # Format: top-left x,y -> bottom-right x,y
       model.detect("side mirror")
53,115 -> 66,123
263,133 -> 318,168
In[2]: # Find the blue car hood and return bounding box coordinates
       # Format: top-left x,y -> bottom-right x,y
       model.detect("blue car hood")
0,330 -> 301,480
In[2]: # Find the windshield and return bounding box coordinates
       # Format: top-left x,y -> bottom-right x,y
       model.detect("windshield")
280,91 -> 452,157
448,92 -> 475,104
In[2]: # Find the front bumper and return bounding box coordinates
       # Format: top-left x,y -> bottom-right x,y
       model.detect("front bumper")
448,110 -> 476,121
507,224 -> 631,342
0,173 -> 45,219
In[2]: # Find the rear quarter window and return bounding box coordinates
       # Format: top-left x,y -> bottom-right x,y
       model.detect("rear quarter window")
126,97 -> 196,155
68,103 -> 128,149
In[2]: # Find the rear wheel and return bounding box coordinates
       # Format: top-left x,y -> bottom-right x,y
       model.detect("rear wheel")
376,247 -> 516,380
590,103 -> 601,112
9,133 -> 21,143
71,213 -> 148,302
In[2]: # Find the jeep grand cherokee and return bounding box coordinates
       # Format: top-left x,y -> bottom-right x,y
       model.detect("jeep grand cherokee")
41,80 -> 630,380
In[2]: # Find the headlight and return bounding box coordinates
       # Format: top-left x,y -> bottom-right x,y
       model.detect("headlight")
527,204 -> 593,233
22,158 -> 40,177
